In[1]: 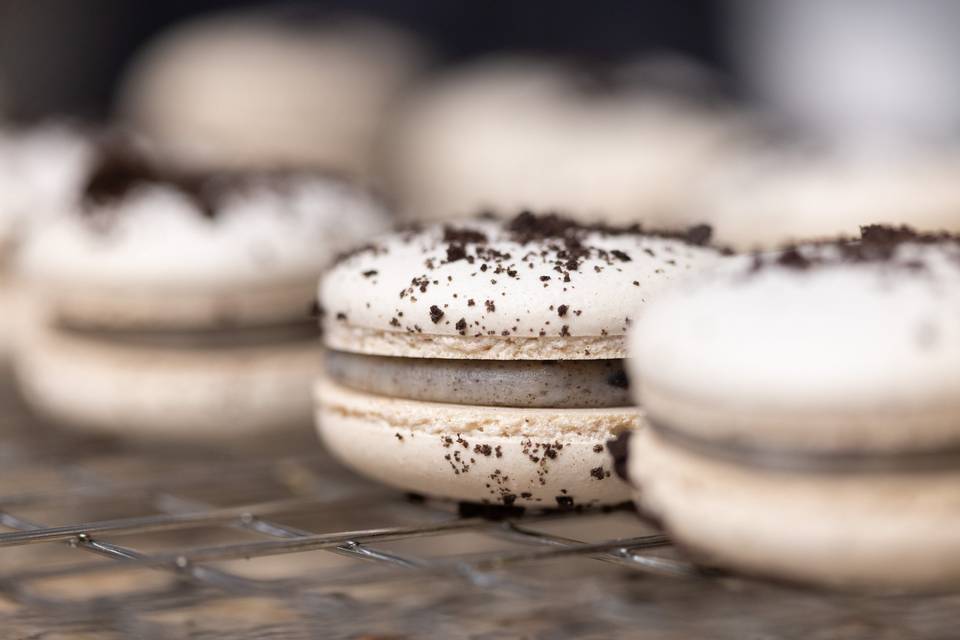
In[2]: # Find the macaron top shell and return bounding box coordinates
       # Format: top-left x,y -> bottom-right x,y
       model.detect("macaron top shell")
322,213 -> 722,359
690,145 -> 960,250
21,172 -> 388,293
629,228 -> 960,452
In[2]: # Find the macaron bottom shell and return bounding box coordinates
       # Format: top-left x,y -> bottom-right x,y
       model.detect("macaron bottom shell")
630,428 -> 960,591
14,322 -> 321,442
316,378 -> 637,508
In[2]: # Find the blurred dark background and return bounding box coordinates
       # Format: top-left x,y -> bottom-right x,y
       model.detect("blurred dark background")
0,0 -> 724,121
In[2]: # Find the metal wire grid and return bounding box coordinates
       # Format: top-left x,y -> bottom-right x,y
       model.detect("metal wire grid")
3,396 -> 960,638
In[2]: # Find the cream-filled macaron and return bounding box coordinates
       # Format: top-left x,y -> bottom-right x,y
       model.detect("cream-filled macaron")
690,142 -> 960,250
383,57 -> 742,225
317,212 -> 722,508
15,151 -> 389,440
119,10 -> 427,178
626,226 -> 960,589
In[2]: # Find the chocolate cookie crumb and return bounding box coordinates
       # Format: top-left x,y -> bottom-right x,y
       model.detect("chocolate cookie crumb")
443,226 -> 488,245
429,305 -> 444,323
474,443 -> 493,456
750,224 -> 960,274
445,244 -> 467,263
557,304 -> 569,318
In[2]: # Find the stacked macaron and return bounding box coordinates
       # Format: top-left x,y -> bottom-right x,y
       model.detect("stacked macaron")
15,149 -> 388,440
625,226 -> 960,589
316,212 -> 723,508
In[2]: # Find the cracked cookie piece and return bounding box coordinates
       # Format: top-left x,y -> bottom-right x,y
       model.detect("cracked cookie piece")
316,211 -> 722,507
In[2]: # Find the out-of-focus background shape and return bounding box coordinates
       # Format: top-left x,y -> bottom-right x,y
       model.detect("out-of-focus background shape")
728,0 -> 960,145
0,0 -> 721,121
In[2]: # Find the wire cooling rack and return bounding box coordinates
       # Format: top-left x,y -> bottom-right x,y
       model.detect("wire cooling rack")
1,383 -> 959,638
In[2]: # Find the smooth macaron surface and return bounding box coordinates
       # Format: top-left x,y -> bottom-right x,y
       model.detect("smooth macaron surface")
322,212 -> 723,359
629,227 -> 960,453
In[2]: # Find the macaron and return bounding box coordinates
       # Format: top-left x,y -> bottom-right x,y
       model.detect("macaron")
316,212 -> 722,508
15,151 -> 389,440
383,56 -> 742,225
689,142 -> 960,250
118,9 -> 427,178
626,226 -> 960,589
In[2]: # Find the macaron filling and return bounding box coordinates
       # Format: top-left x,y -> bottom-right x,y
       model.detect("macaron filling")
324,349 -> 629,408
646,419 -> 960,474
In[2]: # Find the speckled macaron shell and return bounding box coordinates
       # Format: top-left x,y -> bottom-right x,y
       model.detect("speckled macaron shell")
322,217 -> 722,360
15,319 -> 320,441
630,428 -> 960,590
629,243 -> 960,454
20,177 -> 389,329
317,378 -> 638,507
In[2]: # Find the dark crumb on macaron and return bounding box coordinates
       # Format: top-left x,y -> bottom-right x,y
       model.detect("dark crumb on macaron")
555,495 -> 575,509
750,225 -> 960,273
443,225 -> 488,245
83,143 -> 357,220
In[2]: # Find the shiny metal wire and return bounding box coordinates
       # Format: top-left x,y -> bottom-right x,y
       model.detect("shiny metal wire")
2,394 -> 955,638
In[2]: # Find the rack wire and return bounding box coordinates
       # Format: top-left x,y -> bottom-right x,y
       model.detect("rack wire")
1,384 -> 958,639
